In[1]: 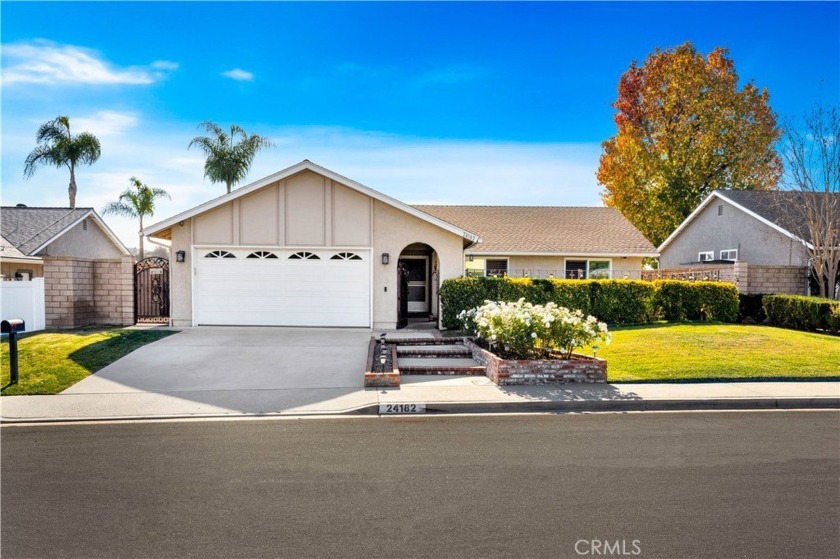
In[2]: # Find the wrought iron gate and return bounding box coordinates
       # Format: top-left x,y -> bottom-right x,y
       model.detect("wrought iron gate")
135,257 -> 170,323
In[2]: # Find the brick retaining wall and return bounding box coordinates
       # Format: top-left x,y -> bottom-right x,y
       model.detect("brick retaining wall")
464,339 -> 607,386
44,256 -> 134,329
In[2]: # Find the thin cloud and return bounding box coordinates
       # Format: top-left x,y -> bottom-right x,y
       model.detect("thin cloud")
72,110 -> 139,138
0,40 -> 178,86
222,68 -> 254,81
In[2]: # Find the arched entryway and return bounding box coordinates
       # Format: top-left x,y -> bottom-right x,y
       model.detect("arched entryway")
396,242 -> 439,329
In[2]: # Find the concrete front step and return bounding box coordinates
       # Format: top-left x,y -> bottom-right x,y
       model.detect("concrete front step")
397,357 -> 486,375
396,344 -> 471,357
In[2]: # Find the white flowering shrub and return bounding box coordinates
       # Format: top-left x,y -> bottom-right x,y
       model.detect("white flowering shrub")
458,298 -> 610,360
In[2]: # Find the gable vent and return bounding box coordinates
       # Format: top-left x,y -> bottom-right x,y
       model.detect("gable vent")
718,204 -> 723,216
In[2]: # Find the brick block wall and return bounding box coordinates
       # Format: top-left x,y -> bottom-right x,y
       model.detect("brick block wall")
745,265 -> 808,295
93,257 -> 135,325
44,256 -> 134,329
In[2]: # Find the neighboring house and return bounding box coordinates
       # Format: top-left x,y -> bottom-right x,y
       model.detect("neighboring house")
657,190 -> 824,295
414,206 -> 657,280
144,160 -> 657,329
0,206 -> 134,328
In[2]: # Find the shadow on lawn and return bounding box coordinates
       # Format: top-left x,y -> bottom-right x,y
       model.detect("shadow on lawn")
67,330 -> 176,374
498,383 -> 642,401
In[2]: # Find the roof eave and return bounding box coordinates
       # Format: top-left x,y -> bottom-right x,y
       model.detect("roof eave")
464,250 -> 659,258
143,160 -> 480,243
29,210 -> 131,257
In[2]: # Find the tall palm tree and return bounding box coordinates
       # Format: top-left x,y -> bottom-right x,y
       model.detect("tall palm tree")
23,115 -> 102,208
188,121 -> 273,193
102,177 -> 170,260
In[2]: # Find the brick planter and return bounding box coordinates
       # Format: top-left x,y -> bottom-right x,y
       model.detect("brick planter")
464,339 -> 607,386
364,338 -> 400,388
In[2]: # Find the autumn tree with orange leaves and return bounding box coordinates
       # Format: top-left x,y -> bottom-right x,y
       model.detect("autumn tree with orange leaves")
598,42 -> 782,246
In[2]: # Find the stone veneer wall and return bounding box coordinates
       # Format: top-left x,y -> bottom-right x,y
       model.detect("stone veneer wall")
465,339 -> 606,386
43,256 -> 134,329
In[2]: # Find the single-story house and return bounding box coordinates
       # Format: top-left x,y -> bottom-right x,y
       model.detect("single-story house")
144,160 -> 658,329
657,189 -> 836,295
0,206 -> 134,328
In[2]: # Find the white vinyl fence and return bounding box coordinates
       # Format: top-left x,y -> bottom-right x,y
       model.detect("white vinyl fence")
0,278 -> 46,332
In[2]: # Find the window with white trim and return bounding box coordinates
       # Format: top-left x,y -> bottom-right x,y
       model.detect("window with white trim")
485,259 -> 508,278
565,259 -> 612,279
698,251 -> 714,262
720,249 -> 738,261
588,260 -> 611,279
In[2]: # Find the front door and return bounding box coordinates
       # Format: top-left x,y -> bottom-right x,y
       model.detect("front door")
399,256 -> 429,314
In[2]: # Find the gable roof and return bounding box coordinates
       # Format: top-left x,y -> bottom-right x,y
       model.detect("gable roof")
0,206 -> 130,256
414,205 -> 658,257
143,160 -> 480,244
0,234 -> 41,262
657,190 -> 840,252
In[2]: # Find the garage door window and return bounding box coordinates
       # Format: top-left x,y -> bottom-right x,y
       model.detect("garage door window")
331,252 -> 363,260
205,250 -> 236,259
246,251 -> 279,259
289,251 -> 320,260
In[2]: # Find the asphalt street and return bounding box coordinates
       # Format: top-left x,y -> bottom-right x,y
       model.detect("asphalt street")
2,411 -> 838,559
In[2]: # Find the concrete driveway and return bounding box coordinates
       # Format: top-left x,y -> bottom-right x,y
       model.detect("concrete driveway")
65,327 -> 370,393
48,327 -> 374,417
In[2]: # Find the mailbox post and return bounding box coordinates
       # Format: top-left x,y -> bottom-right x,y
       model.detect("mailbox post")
2,319 -> 25,385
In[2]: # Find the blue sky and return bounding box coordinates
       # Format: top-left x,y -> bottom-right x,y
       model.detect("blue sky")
2,2 -> 838,246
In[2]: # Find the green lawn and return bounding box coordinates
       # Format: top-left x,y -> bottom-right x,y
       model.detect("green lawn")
1,328 -> 177,395
587,323 -> 840,382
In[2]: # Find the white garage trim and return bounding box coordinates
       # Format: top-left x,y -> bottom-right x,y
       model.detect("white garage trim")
192,246 -> 372,328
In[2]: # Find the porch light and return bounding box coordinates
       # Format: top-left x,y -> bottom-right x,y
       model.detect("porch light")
381,253 -> 390,265
468,254 -> 474,262
175,250 -> 186,263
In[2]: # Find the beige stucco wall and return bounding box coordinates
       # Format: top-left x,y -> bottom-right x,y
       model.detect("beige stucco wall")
38,219 -> 124,259
659,198 -> 810,268
468,255 -> 646,279
372,200 -> 464,329
1,262 -> 43,280
169,220 -> 193,327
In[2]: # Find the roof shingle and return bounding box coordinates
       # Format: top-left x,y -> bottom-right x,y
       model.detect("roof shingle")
717,190 -> 840,245
413,205 -> 657,255
0,207 -> 92,255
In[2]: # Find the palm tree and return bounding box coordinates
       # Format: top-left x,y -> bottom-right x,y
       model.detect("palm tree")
102,177 -> 170,260
188,121 -> 273,193
23,116 -> 102,208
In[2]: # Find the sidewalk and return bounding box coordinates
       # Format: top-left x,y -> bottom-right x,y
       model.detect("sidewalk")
2,377 -> 838,423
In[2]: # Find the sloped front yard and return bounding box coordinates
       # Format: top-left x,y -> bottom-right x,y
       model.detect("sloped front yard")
592,323 -> 840,382
1,328 -> 176,395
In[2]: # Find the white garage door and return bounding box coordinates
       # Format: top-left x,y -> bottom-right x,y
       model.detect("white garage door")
194,248 -> 371,327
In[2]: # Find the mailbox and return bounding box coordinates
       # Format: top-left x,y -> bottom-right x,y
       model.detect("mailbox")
1,319 -> 25,334
2,318 -> 24,385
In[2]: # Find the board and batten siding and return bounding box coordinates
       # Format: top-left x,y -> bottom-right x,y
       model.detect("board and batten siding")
192,170 -> 372,248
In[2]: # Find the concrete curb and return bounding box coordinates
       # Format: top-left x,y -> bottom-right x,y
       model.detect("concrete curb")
1,397 -> 837,424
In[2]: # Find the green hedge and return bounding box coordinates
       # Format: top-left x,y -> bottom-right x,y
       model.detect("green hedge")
763,294 -> 840,334
654,280 -> 739,323
439,277 -> 739,329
